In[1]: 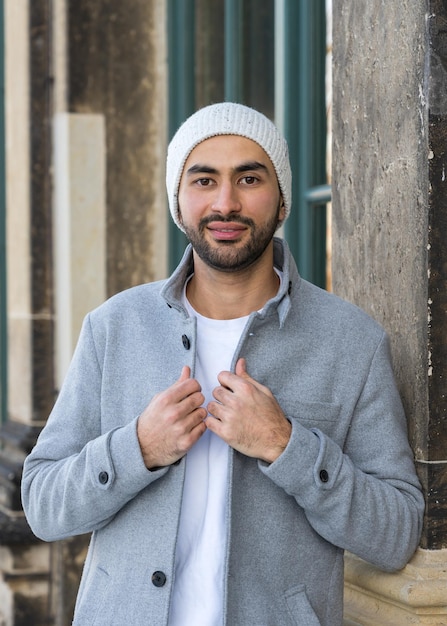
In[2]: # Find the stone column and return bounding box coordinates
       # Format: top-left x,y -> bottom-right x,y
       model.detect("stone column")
332,0 -> 447,623
0,1 -> 54,624
67,0 -> 168,296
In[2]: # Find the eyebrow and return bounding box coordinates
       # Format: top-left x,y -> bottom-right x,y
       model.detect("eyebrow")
185,161 -> 269,176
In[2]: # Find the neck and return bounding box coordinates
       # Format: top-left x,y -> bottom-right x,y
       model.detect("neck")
186,243 -> 279,319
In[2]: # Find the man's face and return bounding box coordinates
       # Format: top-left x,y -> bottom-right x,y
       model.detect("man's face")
178,135 -> 285,272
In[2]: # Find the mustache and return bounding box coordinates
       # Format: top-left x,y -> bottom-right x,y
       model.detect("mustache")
199,214 -> 255,228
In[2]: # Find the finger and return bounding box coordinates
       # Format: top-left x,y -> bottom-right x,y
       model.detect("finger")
184,406 -> 208,430
178,365 -> 191,382
204,414 -> 221,435
207,399 -> 224,420
235,357 -> 248,378
174,366 -> 203,401
235,358 -> 274,397
217,362 -> 252,392
181,391 -> 207,415
235,358 -> 262,389
216,369 -> 238,391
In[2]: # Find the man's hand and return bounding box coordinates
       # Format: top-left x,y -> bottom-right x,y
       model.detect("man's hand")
206,358 -> 292,463
137,366 -> 207,469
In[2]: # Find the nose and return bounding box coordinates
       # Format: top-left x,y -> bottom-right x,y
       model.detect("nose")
211,181 -> 242,214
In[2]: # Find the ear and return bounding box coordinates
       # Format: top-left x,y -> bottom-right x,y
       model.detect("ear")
278,197 -> 286,221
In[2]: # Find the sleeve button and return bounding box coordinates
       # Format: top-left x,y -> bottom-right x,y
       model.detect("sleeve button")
319,469 -> 329,483
151,571 -> 167,587
98,471 -> 109,484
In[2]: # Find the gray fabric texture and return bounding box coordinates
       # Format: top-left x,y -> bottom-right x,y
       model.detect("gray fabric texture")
22,238 -> 424,626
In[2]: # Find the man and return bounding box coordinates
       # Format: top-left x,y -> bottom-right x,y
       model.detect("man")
22,102 -> 424,626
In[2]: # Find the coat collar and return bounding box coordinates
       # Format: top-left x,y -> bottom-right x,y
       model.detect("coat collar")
160,237 -> 299,328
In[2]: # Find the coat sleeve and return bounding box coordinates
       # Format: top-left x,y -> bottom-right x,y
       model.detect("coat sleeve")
259,332 -> 424,571
21,314 -> 169,542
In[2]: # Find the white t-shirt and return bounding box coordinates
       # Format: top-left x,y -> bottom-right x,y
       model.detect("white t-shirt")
168,294 -> 249,626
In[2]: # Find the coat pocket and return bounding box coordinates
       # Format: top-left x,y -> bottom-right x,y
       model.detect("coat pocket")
72,565 -> 110,625
284,584 -> 322,626
282,400 -> 341,426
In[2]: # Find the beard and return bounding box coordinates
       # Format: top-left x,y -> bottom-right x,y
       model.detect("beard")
181,203 -> 282,272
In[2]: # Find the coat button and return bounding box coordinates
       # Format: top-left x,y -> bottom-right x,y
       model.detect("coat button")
98,471 -> 109,484
182,334 -> 191,350
151,571 -> 167,587
319,469 -> 329,483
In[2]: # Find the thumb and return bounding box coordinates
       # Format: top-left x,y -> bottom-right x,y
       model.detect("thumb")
178,365 -> 191,382
235,358 -> 272,397
235,358 -> 249,378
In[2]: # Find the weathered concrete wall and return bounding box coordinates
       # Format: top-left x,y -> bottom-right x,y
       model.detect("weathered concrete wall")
5,0 -> 32,426
1,0 -> 54,621
332,0 -> 429,450
425,0 -> 447,550
333,1 -> 447,620
67,0 -> 168,296
333,0 -> 447,553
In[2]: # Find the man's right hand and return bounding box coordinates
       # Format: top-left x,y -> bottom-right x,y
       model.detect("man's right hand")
137,366 -> 207,469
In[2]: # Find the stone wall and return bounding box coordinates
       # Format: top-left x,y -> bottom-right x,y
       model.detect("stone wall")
332,0 -> 428,450
333,0 -> 447,622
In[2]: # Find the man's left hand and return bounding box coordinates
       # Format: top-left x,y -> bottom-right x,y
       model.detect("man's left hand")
206,358 -> 292,463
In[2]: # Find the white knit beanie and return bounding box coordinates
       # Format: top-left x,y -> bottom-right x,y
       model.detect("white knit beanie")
166,102 -> 292,232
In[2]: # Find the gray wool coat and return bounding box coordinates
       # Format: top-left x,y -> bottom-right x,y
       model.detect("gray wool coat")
22,238 -> 424,626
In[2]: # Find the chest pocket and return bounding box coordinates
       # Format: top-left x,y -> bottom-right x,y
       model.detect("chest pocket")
280,400 -> 346,444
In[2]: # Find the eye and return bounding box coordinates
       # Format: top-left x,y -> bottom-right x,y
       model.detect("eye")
195,178 -> 213,187
240,176 -> 258,185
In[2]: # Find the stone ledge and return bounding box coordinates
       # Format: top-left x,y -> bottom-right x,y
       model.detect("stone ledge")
344,549 -> 447,625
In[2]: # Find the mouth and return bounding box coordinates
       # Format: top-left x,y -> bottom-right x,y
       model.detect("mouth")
206,222 -> 248,241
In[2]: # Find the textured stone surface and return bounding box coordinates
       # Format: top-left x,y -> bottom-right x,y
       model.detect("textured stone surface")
332,0 -> 447,550
30,0 -> 55,422
0,543 -> 51,626
52,113 -> 107,387
332,0 -> 429,450
425,3 -> 447,549
67,0 -> 168,296
49,536 -> 90,626
344,549 -> 447,625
